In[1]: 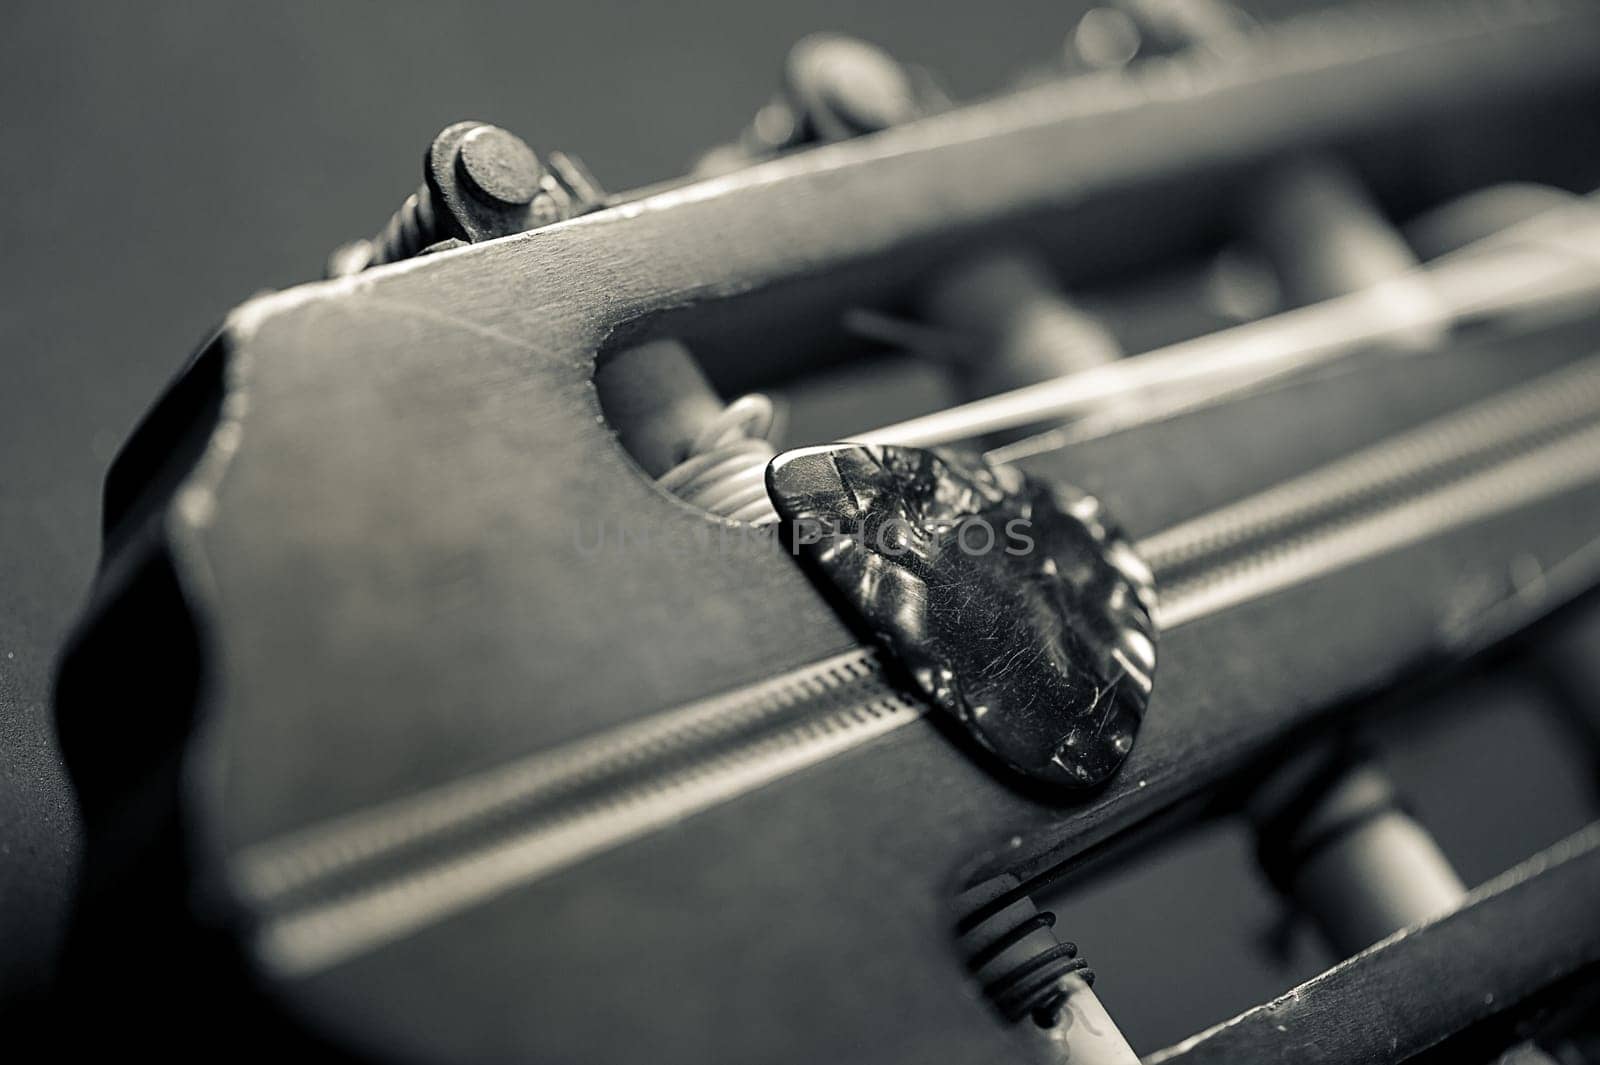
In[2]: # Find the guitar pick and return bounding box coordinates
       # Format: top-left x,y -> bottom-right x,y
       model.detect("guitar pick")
766,443 -> 1158,789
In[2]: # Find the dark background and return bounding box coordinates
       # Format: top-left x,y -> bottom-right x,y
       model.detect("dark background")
2,0 -> 1595,1052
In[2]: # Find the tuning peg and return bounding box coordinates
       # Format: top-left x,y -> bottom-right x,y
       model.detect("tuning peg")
1069,2 -> 1442,343
701,33 -> 1120,417
1071,0 -> 1257,67
328,121 -> 606,277
693,34 -> 943,176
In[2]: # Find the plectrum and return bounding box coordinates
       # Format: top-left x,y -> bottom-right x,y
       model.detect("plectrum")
766,443 -> 1158,790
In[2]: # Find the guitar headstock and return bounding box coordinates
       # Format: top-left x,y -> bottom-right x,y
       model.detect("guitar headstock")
54,3 -> 1600,1061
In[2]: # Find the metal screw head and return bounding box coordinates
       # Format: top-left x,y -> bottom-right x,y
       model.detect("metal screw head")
456,124 -> 544,207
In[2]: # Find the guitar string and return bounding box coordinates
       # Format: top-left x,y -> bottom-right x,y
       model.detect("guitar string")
655,190 -> 1600,525
245,353 -> 1600,975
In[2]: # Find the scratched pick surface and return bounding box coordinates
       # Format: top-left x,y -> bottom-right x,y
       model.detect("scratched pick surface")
766,444 -> 1158,789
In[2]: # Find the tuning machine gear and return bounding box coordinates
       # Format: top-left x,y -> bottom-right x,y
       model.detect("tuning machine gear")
327,120 -> 606,277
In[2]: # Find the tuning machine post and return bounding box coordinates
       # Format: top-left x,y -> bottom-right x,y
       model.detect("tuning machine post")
1251,749 -> 1469,958
1248,749 -> 1563,1064
957,874 -> 1140,1064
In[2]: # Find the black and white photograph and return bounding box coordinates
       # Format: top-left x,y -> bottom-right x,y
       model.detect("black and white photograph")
4,1 -> 1600,1060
